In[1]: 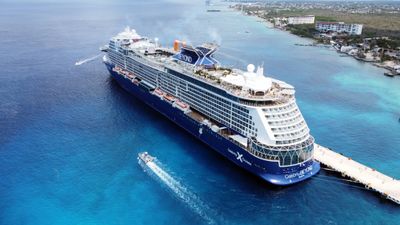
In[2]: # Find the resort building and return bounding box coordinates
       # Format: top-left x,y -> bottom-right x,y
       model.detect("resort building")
315,22 -> 363,35
287,15 -> 315,25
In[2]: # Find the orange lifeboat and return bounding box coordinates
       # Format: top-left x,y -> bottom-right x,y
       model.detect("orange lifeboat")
163,93 -> 175,102
112,66 -> 120,72
154,88 -> 163,96
127,72 -> 135,78
176,101 -> 188,109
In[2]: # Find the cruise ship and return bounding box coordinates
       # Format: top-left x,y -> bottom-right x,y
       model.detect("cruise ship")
103,27 -> 320,185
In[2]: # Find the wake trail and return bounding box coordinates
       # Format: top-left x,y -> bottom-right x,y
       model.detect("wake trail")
75,53 -> 102,66
139,159 -> 218,225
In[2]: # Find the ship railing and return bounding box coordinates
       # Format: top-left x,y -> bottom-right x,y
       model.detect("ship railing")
238,99 -> 287,107
271,121 -> 307,134
128,52 -> 164,70
262,103 -> 297,115
263,100 -> 295,109
273,129 -> 310,142
266,110 -> 302,122
268,114 -> 303,127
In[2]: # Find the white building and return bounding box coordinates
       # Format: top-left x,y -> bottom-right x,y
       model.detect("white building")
287,15 -> 315,25
315,22 -> 363,35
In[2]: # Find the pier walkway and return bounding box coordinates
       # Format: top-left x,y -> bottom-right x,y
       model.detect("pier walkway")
314,144 -> 400,205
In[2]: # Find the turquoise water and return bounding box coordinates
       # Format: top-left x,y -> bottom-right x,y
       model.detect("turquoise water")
0,1 -> 399,225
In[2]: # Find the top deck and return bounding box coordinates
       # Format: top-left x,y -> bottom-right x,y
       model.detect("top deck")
110,27 -> 296,102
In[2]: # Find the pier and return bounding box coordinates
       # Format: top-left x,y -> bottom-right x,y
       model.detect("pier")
314,144 -> 400,205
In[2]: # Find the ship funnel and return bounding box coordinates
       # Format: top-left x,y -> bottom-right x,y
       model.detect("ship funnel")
174,40 -> 180,52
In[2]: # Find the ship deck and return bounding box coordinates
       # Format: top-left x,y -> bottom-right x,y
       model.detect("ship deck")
125,46 -> 293,103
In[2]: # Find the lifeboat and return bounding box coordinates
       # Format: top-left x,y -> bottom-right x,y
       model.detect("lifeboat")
175,100 -> 190,112
127,72 -> 135,78
112,66 -> 120,72
176,101 -> 188,109
163,93 -> 176,102
138,152 -> 154,164
154,88 -> 163,96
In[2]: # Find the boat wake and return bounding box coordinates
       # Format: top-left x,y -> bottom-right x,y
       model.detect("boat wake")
139,157 -> 218,224
75,53 -> 102,66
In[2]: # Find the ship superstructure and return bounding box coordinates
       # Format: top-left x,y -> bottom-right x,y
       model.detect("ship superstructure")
103,27 -> 320,185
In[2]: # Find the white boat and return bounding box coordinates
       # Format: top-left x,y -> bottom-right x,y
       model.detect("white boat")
138,152 -> 154,164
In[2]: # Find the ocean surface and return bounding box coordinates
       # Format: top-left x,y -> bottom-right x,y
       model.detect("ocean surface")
1,1 -> 399,224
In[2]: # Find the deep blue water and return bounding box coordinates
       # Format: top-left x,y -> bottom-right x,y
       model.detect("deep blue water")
1,1 -> 399,225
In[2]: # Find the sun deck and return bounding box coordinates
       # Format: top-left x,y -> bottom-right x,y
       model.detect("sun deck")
123,43 -> 295,103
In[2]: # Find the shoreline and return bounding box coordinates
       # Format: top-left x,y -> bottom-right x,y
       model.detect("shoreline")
244,12 -> 399,77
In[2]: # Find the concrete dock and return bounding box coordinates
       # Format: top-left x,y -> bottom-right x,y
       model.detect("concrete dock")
314,144 -> 400,205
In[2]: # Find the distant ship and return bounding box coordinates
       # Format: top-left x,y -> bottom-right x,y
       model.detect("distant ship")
102,27 -> 320,185
207,9 -> 221,12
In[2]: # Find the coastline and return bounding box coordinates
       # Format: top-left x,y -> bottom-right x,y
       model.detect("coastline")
243,11 -> 399,77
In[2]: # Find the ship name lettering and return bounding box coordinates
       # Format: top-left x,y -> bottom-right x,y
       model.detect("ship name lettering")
180,54 -> 192,63
284,165 -> 313,180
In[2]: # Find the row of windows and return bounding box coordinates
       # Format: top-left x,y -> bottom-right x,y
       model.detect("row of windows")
108,51 -> 125,69
156,68 -> 256,136
126,58 -> 157,86
263,102 -> 296,114
109,50 -> 262,137
263,103 -> 296,113
276,133 -> 309,145
274,127 -> 309,141
271,121 -> 306,134
185,84 -> 252,135
186,85 -> 255,135
268,114 -> 303,127
265,109 -> 299,120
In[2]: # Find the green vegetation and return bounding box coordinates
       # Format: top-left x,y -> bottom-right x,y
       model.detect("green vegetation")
262,8 -> 400,39
286,24 -> 316,38
336,35 -> 364,45
381,54 -> 392,62
314,16 -> 337,22
375,39 -> 400,49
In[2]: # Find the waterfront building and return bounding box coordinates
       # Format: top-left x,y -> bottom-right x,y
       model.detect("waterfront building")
315,22 -> 363,35
287,15 -> 315,25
